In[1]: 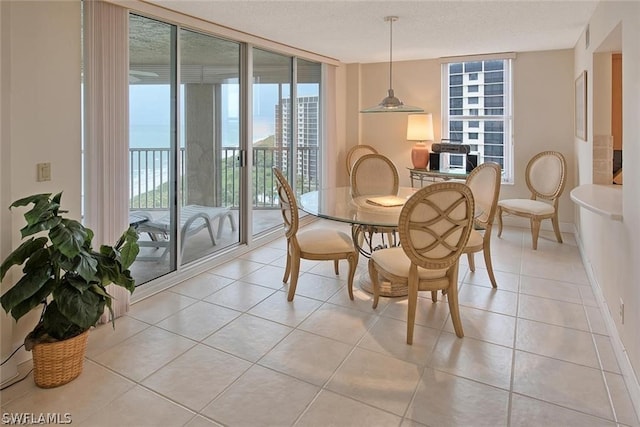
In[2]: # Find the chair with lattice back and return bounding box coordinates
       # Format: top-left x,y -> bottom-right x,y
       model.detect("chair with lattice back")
368,182 -> 475,343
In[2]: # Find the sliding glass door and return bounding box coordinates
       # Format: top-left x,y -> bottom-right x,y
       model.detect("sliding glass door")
128,15 -> 177,284
295,58 -> 322,195
251,48 -> 292,237
179,29 -> 241,264
126,13 -> 324,286
251,51 -> 322,238
128,16 -> 244,284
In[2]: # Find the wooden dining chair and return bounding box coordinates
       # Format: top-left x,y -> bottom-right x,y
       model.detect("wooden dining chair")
350,153 -> 399,197
346,144 -> 378,177
462,162 -> 502,288
350,153 -> 400,251
497,151 -> 567,250
368,182 -> 475,343
273,167 -> 359,301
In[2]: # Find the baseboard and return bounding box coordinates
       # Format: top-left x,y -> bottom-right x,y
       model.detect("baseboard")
1,339 -> 30,388
1,357 -> 19,387
575,231 -> 640,418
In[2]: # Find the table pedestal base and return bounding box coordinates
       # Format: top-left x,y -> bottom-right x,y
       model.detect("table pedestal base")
357,273 -> 408,298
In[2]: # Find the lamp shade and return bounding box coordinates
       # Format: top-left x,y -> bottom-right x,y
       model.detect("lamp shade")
406,113 -> 434,141
407,113 -> 434,169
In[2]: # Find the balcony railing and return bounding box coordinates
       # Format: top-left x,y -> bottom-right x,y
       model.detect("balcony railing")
129,146 -> 319,210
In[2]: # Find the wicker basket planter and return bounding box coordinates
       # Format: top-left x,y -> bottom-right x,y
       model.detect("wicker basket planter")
32,329 -> 90,388
1,193 -> 139,390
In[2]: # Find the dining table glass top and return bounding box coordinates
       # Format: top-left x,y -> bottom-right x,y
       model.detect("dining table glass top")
298,186 -> 419,228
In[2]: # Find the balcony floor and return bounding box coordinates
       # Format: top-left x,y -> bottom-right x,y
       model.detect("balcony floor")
130,209 -> 283,285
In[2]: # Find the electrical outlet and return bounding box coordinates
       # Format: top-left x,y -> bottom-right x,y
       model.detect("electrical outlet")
619,298 -> 624,324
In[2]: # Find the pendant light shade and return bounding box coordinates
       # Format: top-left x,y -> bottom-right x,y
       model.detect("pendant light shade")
361,16 -> 424,113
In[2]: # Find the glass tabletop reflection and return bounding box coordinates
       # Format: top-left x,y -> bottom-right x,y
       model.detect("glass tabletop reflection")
298,186 -> 418,228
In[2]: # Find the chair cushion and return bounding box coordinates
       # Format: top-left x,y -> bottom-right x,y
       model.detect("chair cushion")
298,229 -> 355,254
465,229 -> 484,250
371,247 -> 448,280
498,199 -> 555,215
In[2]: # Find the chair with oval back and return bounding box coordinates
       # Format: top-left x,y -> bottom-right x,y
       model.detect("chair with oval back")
273,167 -> 359,301
462,162 -> 502,288
346,144 -> 378,177
350,153 -> 400,251
497,151 -> 567,250
350,153 -> 399,198
368,182 -> 475,343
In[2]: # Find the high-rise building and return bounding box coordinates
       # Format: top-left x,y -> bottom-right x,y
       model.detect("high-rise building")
446,60 -> 508,168
275,96 -> 319,189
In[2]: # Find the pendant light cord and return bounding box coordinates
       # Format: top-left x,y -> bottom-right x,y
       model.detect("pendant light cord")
388,17 -> 393,91
361,15 -> 423,112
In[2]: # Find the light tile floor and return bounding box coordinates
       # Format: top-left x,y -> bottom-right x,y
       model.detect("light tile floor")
2,223 -> 639,427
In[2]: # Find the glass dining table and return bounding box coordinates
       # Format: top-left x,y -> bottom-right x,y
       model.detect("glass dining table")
299,186 -> 419,223
299,186 -> 418,250
299,186 -> 419,296
299,184 -> 480,297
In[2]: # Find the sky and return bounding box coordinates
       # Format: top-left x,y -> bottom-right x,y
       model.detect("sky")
130,83 -> 319,148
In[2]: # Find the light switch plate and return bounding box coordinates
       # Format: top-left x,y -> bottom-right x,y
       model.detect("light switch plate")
37,162 -> 51,182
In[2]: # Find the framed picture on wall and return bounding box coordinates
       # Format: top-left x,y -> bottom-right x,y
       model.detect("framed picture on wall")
575,70 -> 587,141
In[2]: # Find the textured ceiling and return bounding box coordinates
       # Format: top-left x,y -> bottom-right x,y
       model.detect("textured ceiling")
144,0 -> 599,63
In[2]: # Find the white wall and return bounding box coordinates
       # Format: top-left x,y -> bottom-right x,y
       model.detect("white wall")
510,50 -> 575,225
573,0 -> 640,391
0,1 -> 82,376
0,0 -> 14,384
348,49 -> 576,226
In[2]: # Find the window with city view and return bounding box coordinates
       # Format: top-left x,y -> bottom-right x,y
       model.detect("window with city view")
442,58 -> 513,182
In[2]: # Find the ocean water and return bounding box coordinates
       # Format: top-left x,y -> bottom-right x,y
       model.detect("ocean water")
130,123 -> 240,149
129,125 -> 241,197
130,126 -> 171,149
129,125 -> 169,197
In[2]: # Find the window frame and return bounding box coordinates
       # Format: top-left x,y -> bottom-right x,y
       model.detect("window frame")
441,57 -> 514,183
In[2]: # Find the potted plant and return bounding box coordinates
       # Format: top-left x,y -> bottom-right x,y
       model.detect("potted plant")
0,192 -> 139,388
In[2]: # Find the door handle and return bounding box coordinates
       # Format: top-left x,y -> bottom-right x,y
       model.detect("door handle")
237,150 -> 247,167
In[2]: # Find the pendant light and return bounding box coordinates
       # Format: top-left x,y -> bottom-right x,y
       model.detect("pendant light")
361,16 -> 424,113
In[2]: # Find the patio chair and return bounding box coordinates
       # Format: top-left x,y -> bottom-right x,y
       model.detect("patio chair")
132,205 -> 236,261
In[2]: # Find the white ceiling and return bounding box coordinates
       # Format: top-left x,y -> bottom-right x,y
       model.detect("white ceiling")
146,0 -> 598,64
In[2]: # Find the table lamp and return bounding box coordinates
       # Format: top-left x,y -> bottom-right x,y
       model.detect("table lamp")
406,113 -> 434,169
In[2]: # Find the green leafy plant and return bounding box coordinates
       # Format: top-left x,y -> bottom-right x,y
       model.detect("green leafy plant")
0,192 -> 139,348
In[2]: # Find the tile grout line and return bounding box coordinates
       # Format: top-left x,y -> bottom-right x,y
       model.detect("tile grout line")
506,232 -> 525,427
584,302 -> 620,424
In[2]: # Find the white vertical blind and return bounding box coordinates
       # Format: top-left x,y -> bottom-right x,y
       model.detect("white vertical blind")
83,0 -> 131,320
322,63 -> 337,189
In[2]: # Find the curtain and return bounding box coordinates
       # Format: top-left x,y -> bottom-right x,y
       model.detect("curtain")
322,63 -> 338,189
83,0 -> 131,322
